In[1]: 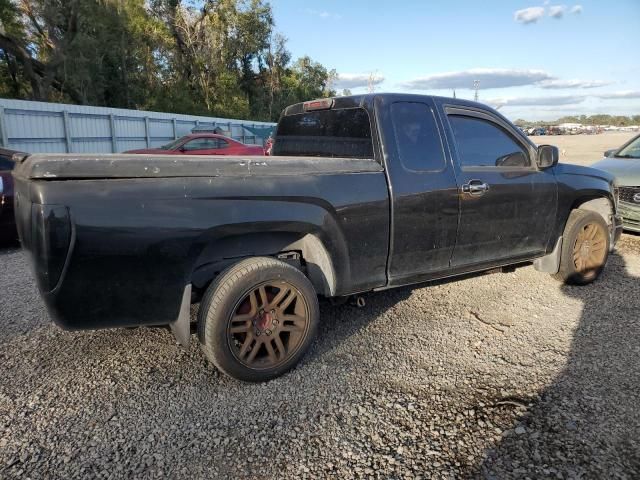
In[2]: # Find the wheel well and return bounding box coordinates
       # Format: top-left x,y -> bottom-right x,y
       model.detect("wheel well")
191,232 -> 336,299
572,197 -> 613,227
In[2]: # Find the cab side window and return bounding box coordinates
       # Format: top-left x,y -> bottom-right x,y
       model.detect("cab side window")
390,102 -> 446,171
448,115 -> 530,168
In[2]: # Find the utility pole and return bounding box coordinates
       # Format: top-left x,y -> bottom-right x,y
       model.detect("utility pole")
367,71 -> 378,93
452,89 -> 456,99
473,80 -> 480,102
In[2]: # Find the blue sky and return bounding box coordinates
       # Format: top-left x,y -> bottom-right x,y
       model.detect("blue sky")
270,0 -> 640,120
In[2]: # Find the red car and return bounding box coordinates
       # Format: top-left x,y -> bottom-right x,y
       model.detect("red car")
125,134 -> 265,156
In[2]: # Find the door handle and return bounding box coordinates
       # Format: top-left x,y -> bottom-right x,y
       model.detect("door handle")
462,180 -> 490,196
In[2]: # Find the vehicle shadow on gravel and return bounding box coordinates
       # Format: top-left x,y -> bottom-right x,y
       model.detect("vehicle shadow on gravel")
478,252 -> 640,478
310,287 -> 414,358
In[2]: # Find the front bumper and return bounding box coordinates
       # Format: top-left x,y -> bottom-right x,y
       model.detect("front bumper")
618,202 -> 640,233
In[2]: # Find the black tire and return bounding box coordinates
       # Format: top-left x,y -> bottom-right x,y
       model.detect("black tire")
197,257 -> 319,382
553,209 -> 610,285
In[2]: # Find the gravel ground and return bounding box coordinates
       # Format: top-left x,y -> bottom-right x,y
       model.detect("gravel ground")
1,233 -> 639,479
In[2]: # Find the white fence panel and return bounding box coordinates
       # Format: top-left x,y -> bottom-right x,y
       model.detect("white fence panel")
0,98 -> 275,154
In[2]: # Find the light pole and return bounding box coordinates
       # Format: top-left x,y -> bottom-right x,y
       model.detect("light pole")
473,80 -> 480,102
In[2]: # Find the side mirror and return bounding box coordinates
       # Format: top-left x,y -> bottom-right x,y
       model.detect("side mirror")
0,176 -> 3,195
537,145 -> 559,169
604,149 -> 617,157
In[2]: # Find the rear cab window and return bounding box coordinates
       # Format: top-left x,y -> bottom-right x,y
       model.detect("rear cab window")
273,107 -> 374,158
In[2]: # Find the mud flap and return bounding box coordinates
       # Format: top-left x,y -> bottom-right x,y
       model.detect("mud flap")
170,284 -> 192,347
533,236 -> 562,274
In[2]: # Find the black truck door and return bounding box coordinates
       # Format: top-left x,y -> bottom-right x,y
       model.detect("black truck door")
441,105 -> 557,268
376,96 -> 460,285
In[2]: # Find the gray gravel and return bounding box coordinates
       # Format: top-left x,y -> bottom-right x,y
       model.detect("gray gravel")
1,234 -> 639,479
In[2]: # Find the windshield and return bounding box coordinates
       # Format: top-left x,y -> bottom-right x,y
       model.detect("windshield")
616,135 -> 640,158
160,137 -> 188,150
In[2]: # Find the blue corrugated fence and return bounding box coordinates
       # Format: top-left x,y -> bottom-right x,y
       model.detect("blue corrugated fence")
0,98 -> 275,153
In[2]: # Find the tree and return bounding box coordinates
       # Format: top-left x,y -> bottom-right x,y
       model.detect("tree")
526,114 -> 639,127
0,0 -> 337,121
0,0 -> 85,102
0,0 -> 173,107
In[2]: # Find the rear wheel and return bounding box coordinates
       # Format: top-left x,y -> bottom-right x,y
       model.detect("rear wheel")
198,257 -> 319,382
553,209 -> 610,285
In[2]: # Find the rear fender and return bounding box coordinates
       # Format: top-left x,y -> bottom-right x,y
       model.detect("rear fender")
191,231 -> 338,297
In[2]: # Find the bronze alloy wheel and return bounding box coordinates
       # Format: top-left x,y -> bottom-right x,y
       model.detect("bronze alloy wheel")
553,209 -> 610,285
572,221 -> 607,276
227,281 -> 309,370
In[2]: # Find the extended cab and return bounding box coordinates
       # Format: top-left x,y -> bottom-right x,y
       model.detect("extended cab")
12,94 -> 623,381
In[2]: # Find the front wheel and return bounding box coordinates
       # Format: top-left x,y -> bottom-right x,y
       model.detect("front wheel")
553,209 -> 610,285
197,257 -> 319,382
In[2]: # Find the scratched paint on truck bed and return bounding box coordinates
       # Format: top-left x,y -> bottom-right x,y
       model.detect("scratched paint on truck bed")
13,154 -> 383,180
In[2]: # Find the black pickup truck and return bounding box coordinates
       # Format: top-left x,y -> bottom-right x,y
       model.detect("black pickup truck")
13,94 -> 623,381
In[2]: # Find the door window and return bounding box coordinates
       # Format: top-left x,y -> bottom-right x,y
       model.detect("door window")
449,115 -> 530,168
391,102 -> 446,171
182,138 -> 226,151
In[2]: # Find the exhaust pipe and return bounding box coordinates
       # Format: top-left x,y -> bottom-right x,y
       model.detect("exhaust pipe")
352,296 -> 366,308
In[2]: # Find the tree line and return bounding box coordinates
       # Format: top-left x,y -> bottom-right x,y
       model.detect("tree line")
0,0 -> 337,122
515,115 -> 640,128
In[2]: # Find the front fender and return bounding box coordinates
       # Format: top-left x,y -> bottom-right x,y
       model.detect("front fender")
551,163 -> 617,247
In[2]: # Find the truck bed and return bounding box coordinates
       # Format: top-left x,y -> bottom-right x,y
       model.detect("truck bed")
12,152 -> 390,331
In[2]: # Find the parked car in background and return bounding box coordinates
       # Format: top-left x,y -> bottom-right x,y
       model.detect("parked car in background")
125,134 -> 265,156
592,133 -> 640,232
0,148 -> 24,243
527,127 -> 546,136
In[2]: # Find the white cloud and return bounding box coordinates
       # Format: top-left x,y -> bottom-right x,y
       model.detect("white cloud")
401,68 -> 553,90
539,79 -> 612,89
549,5 -> 566,18
305,9 -> 342,20
514,7 -> 545,24
595,91 -> 640,99
488,95 -> 588,107
334,73 -> 385,89
516,4 -> 582,24
400,68 -> 614,93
